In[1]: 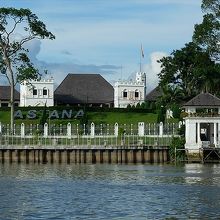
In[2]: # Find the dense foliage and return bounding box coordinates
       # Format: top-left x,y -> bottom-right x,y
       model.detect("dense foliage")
158,0 -> 220,107
158,42 -> 220,103
193,0 -> 220,60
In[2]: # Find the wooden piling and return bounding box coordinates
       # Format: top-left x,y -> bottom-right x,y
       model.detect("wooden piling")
0,147 -> 170,164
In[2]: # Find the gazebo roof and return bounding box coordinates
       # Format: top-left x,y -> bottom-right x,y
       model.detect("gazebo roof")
183,93 -> 220,107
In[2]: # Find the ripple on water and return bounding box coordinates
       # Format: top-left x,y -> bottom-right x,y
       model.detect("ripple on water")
0,163 -> 220,219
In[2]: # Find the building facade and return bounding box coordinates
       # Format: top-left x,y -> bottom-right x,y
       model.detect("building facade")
20,78 -> 54,107
114,72 -> 146,108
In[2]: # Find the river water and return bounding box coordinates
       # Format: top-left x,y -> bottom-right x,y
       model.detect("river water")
0,163 -> 220,220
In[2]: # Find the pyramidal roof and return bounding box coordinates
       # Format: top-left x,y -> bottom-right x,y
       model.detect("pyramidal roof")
0,86 -> 20,101
145,86 -> 162,101
183,93 -> 220,107
54,73 -> 113,104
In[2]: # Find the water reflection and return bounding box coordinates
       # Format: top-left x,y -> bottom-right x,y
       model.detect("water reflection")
0,163 -> 220,219
184,163 -> 220,186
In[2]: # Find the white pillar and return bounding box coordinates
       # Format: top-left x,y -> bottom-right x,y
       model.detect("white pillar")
0,122 -> 2,133
217,122 -> 220,146
185,119 -> 189,144
159,122 -> 163,137
44,123 -> 48,138
185,119 -> 197,151
21,123 -> 25,138
178,121 -> 183,129
114,123 -> 118,137
91,122 -> 95,138
67,123 -> 71,139
197,122 -> 200,147
214,122 -> 217,146
154,123 -> 156,135
138,122 -> 145,137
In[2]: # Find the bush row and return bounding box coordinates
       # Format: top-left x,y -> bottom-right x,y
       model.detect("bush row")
0,106 -> 157,114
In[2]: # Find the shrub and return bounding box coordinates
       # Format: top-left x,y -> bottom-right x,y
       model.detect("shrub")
136,103 -> 141,109
169,137 -> 186,162
171,104 -> 181,119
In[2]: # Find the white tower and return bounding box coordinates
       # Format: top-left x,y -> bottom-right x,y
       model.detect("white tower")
136,72 -> 146,84
20,78 -> 54,107
114,72 -> 146,108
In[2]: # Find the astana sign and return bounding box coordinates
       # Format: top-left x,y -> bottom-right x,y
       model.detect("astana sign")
14,109 -> 84,120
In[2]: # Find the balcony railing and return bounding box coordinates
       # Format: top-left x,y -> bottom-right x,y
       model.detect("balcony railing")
181,112 -> 220,118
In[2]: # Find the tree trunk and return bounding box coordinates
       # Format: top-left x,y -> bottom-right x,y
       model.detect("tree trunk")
10,85 -> 14,132
3,54 -> 15,133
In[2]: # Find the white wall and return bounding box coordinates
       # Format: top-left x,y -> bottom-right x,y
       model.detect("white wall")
20,78 -> 54,107
114,72 -> 146,108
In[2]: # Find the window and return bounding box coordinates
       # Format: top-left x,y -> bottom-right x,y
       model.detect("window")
135,91 -> 139,98
43,88 -> 47,96
33,89 -> 37,96
1,103 -> 9,107
123,90 -> 127,98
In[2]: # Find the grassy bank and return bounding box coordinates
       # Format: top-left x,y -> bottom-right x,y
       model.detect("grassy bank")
0,108 -> 158,125
0,106 -> 179,125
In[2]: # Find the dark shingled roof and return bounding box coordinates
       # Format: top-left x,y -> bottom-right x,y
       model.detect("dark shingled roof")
0,86 -> 20,101
145,86 -> 162,101
54,74 -> 114,104
183,93 -> 220,107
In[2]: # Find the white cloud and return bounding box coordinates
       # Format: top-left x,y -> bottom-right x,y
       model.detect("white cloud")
144,51 -> 167,93
120,51 -> 167,93
24,39 -> 120,88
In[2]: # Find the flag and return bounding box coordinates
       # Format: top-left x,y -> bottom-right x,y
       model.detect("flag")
141,44 -> 144,58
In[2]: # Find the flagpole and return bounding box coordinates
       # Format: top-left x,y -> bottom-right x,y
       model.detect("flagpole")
140,44 -> 144,72
140,44 -> 142,72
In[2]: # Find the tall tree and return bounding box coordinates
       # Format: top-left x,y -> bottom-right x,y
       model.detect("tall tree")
158,0 -> 220,106
193,0 -> 220,60
158,42 -> 220,104
0,8 -> 55,130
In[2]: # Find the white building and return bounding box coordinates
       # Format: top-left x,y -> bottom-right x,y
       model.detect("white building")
20,78 -> 54,107
183,93 -> 220,152
114,72 -> 146,108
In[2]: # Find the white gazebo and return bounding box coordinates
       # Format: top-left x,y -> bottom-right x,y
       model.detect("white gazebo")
183,93 -> 220,152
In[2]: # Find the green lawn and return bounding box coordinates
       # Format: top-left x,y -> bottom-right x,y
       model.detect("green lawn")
87,112 -> 158,124
0,111 -> 11,124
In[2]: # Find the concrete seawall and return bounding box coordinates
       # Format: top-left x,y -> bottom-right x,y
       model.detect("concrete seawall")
0,147 -> 169,164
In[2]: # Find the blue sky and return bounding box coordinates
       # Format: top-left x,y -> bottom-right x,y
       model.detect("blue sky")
1,0 -> 202,90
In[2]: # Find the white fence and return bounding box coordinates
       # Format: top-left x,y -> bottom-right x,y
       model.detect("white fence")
0,122 -> 182,147
0,122 -> 182,138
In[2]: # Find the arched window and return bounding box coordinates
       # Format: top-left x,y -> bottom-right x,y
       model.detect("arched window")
123,89 -> 127,98
135,90 -> 139,98
33,88 -> 37,96
43,87 -> 47,96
